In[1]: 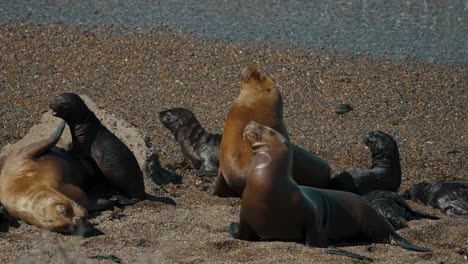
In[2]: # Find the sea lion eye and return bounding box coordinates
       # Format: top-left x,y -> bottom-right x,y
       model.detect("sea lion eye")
56,204 -> 66,215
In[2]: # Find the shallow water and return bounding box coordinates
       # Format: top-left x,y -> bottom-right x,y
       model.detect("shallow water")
0,0 -> 466,63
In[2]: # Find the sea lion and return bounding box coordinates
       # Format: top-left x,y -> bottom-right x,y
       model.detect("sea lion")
213,67 -> 330,197
232,121 -> 430,252
363,190 -> 439,230
329,131 -> 401,195
0,121 -> 90,233
158,108 -> 221,176
405,181 -> 468,217
49,93 -> 145,204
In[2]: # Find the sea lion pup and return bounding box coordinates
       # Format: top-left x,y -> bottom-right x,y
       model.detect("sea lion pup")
405,181 -> 468,217
329,131 -> 401,195
363,190 -> 439,230
233,121 -> 430,253
0,121 -> 89,234
158,108 -> 221,176
212,67 -> 330,197
49,93 -> 145,204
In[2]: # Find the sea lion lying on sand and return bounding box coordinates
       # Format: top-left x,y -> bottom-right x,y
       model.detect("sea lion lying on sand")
404,181 -> 468,217
232,122 -> 430,253
0,121 -> 90,234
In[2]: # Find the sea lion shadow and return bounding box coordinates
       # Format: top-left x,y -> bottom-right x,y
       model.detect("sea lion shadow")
144,152 -> 183,186
145,193 -> 177,206
0,204 -> 20,232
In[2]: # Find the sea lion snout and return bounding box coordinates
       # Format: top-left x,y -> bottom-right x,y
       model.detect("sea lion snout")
243,121 -> 262,144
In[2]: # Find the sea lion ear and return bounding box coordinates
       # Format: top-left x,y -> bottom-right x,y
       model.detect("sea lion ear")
241,66 -> 263,83
56,204 -> 66,215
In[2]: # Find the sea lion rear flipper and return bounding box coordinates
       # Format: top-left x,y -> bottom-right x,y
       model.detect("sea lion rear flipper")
393,193 -> 439,220
211,170 -> 238,197
19,120 -> 66,159
324,247 -> 373,262
390,234 -> 431,252
444,202 -> 468,218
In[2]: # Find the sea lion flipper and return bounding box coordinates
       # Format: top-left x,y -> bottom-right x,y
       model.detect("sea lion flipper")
392,193 -> 438,220
390,234 -> 431,252
20,120 -> 66,159
230,221 -> 259,241
305,225 -> 329,248
444,202 -> 468,218
211,170 -> 238,197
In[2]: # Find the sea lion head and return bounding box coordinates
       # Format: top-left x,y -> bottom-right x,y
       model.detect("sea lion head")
364,131 -> 399,161
243,121 -> 292,177
240,67 -> 275,94
50,93 -> 89,122
243,121 -> 291,158
158,108 -> 197,133
409,182 -> 432,203
37,193 -> 89,234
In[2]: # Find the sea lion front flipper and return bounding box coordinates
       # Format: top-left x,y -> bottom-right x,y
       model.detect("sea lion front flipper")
230,222 -> 259,241
305,225 -> 329,248
211,170 -> 238,197
19,120 -> 66,159
59,184 -> 91,211
443,202 -> 468,218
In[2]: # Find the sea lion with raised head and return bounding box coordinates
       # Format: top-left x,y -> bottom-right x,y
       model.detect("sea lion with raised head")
329,131 -> 401,195
50,93 -> 145,204
0,121 -> 91,233
159,107 -> 221,176
232,121 -> 430,253
363,190 -> 439,230
405,181 -> 468,217
212,67 -> 330,197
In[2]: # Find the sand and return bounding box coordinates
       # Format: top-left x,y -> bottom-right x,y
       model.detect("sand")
0,23 -> 466,263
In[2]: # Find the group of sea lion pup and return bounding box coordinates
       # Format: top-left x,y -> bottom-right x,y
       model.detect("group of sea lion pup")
1,67 -> 466,260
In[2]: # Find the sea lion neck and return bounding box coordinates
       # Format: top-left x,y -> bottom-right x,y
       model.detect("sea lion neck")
174,117 -> 204,141
67,111 -> 101,149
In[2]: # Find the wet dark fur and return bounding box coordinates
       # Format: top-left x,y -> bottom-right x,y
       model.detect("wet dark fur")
406,181 -> 468,217
50,93 -> 145,202
329,131 -> 401,195
363,190 -> 439,230
159,108 -> 221,176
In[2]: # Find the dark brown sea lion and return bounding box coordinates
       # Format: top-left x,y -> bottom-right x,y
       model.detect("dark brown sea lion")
0,121 -> 89,233
50,93 -> 145,204
329,131 -> 401,195
158,108 -> 221,176
232,121 -> 430,252
212,67 -> 330,197
363,190 -> 439,230
404,181 -> 468,217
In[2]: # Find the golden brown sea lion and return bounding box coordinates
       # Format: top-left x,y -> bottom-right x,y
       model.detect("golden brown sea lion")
232,121 -> 430,253
212,67 -> 330,197
0,121 -> 89,233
